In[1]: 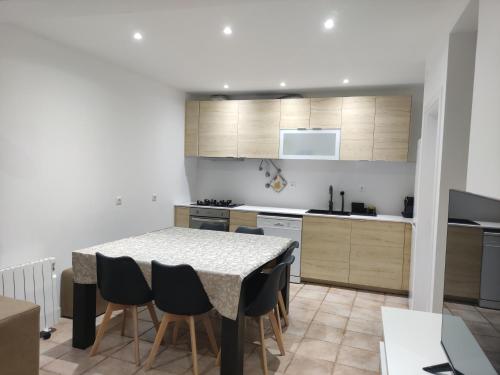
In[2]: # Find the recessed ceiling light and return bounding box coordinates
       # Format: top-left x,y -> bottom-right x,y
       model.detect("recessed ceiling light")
223,26 -> 232,35
223,84 -> 229,89
324,18 -> 335,30
133,32 -> 143,41
343,78 -> 350,84
280,82 -> 286,87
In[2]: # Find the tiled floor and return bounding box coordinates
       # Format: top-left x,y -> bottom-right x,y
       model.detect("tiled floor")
39,283 -> 410,375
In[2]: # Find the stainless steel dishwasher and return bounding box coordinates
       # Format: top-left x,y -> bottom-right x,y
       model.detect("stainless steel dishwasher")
257,213 -> 302,283
480,230 -> 500,309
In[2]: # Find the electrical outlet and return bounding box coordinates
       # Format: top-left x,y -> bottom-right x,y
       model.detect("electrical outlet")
359,185 -> 365,192
290,181 -> 296,188
152,194 -> 158,202
116,196 -> 122,206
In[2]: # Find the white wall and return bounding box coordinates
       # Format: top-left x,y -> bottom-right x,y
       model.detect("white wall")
0,25 -> 195,274
467,0 -> 500,199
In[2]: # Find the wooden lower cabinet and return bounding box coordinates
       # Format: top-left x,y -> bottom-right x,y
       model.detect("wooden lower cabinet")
301,216 -> 351,283
444,226 -> 483,300
174,207 -> 190,228
229,211 -> 257,232
402,223 -> 412,290
349,221 -> 405,290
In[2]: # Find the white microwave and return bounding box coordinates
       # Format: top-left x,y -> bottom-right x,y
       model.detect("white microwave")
279,129 -> 341,160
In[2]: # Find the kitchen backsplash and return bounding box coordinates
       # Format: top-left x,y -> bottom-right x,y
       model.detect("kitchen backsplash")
194,158 -> 416,215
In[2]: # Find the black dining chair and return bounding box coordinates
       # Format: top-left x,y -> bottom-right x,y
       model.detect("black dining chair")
90,252 -> 160,365
235,226 -> 264,235
275,242 -> 298,328
199,222 -> 227,231
145,261 -> 218,375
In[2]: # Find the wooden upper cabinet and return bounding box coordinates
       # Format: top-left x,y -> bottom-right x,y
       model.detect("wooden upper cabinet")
349,220 -> 405,290
185,101 -> 199,156
340,96 -> 375,160
373,96 -> 411,161
280,99 -> 311,129
301,216 -> 351,283
238,100 -> 280,159
310,97 -> 342,129
198,100 -> 238,157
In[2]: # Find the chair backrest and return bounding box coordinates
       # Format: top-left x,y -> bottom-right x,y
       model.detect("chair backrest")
278,255 -> 295,289
199,222 -> 227,231
277,241 -> 299,264
245,262 -> 287,317
151,261 -> 213,315
96,252 -> 152,306
235,226 -> 264,235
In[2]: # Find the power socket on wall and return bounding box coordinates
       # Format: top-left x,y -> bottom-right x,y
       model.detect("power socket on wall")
116,196 -> 122,206
152,194 -> 158,202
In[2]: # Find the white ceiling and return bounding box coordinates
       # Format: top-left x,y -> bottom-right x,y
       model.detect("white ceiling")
1,0 -> 467,93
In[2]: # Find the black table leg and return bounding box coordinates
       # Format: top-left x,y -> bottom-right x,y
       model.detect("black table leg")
220,280 -> 246,375
72,282 -> 96,349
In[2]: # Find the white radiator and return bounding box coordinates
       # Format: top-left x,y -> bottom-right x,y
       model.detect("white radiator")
0,257 -> 58,334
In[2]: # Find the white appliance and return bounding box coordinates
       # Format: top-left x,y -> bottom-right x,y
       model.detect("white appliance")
279,129 -> 341,160
480,231 -> 500,309
257,214 -> 302,283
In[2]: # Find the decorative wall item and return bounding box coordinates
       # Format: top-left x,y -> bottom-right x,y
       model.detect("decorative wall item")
258,159 -> 288,192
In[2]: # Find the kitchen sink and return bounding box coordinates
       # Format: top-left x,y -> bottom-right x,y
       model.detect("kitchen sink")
306,209 -> 351,216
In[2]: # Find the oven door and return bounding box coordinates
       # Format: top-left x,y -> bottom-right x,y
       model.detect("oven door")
190,216 -> 229,231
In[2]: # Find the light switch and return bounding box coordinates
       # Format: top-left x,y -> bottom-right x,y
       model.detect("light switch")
116,196 -> 122,206
152,194 -> 158,202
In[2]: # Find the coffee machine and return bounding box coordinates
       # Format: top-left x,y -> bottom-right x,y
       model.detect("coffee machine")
402,196 -> 414,218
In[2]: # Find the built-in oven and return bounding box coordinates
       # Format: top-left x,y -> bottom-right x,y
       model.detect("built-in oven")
189,207 -> 230,231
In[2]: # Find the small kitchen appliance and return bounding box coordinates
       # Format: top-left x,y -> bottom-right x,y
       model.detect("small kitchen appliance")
402,196 -> 414,218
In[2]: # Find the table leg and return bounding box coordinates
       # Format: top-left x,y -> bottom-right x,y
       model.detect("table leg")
221,282 -> 246,375
72,282 -> 96,349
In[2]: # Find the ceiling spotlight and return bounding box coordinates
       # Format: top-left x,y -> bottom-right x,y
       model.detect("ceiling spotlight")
223,84 -> 229,89
223,26 -> 233,35
133,32 -> 143,41
280,82 -> 286,87
324,18 -> 335,30
343,78 -> 350,84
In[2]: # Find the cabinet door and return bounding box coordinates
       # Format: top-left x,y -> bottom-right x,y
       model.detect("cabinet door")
301,216 -> 351,283
229,211 -> 257,232
238,100 -> 280,159
340,97 -> 375,160
349,220 -> 405,289
280,99 -> 310,129
185,101 -> 199,156
198,101 -> 238,157
174,207 -> 190,228
310,97 -> 342,129
373,96 -> 411,161
402,224 -> 412,290
444,226 -> 483,300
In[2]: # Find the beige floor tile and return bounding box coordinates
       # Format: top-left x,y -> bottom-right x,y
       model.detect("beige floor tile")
302,284 -> 330,293
333,363 -> 380,375
265,333 -> 302,354
109,318 -> 154,337
42,348 -> 105,375
290,283 -> 304,293
290,296 -> 322,311
87,333 -> 133,357
288,305 -> 317,323
337,345 -> 380,372
445,302 -> 477,311
296,338 -> 339,362
353,297 -> 384,310
39,370 -> 60,375
285,354 -> 334,375
305,322 -> 344,344
295,288 -> 327,302
384,294 -> 408,305
451,308 -> 489,323
341,331 -> 382,352
350,306 -> 382,322
346,318 -> 383,337
475,334 -> 500,352
320,302 -> 352,317
324,293 -> 355,306
110,339 -> 157,364
245,348 -> 293,374
148,346 -> 193,374
329,287 -> 357,297
356,292 -> 385,302
383,301 -> 408,309
81,357 -> 140,375
465,321 -> 500,337
283,319 -> 310,337
314,311 -> 348,330
40,340 -> 73,360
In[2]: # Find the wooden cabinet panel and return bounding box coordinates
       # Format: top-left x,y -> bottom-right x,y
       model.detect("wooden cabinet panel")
174,207 -> 190,228
349,220 -> 405,289
185,101 -> 199,156
229,210 -> 257,232
280,98 -> 310,129
402,224 -> 412,290
310,97 -> 342,129
301,216 -> 351,283
373,96 -> 411,161
444,226 -> 483,300
198,100 -> 238,157
238,100 -> 280,159
340,96 -> 375,160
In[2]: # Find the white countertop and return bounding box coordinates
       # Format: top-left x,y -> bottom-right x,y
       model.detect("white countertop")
449,221 -> 500,230
177,203 -> 414,224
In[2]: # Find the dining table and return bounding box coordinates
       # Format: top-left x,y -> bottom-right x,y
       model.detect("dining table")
71,227 -> 295,375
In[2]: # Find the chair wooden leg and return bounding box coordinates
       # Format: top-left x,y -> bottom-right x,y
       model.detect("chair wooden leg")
275,303 -> 283,336
172,321 -> 180,345
268,311 -> 285,356
90,303 -> 114,356
131,306 -> 140,365
188,316 -> 199,375
202,315 -> 218,356
147,302 -> 160,331
121,307 -> 127,336
277,291 -> 289,327
215,350 -> 221,367
145,314 -> 170,370
258,316 -> 269,375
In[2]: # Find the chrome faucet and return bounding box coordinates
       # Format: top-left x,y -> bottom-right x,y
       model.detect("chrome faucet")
329,185 -> 334,212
